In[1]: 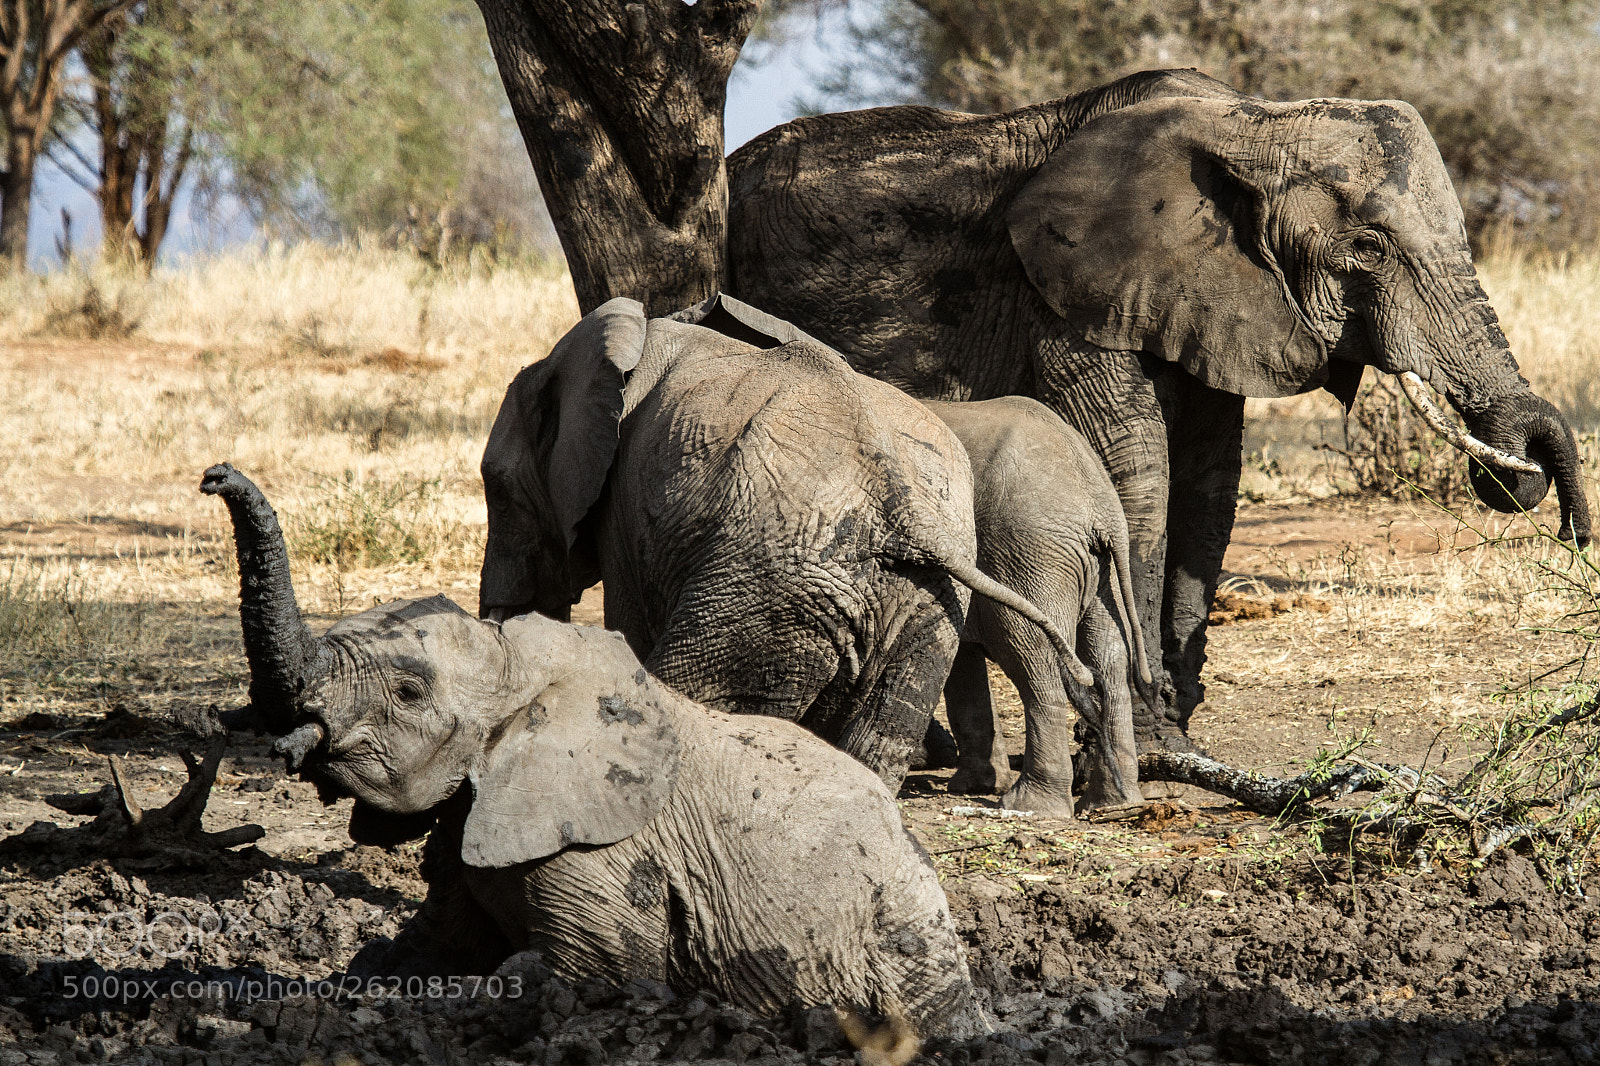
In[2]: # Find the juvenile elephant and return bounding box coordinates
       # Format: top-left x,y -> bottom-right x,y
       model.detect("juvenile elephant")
478,292 -> 1075,786
927,397 -> 1150,817
201,463 -> 984,1035
727,68 -> 1591,753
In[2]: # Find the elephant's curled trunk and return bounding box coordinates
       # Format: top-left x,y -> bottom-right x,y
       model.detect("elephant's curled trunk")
200,463 -> 329,735
1462,396 -> 1592,550
1399,375 -> 1591,549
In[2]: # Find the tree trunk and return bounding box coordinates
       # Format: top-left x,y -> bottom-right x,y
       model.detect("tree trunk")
98,131 -> 141,266
0,137 -> 37,271
474,0 -> 760,317
0,0 -> 140,274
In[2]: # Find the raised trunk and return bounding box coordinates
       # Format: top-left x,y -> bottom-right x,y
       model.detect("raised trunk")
199,463 -> 325,732
474,0 -> 757,316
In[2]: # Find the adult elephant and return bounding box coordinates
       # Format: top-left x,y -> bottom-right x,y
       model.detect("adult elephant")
726,67 -> 1591,751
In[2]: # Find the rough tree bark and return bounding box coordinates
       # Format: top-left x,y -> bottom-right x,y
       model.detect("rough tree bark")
0,0 -> 137,272
474,0 -> 761,316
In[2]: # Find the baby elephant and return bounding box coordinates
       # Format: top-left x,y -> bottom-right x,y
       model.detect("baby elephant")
201,464 -> 982,1035
924,397 -> 1151,817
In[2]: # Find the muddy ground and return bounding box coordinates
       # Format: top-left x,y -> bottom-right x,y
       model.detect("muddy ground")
2,492 -> 1597,1064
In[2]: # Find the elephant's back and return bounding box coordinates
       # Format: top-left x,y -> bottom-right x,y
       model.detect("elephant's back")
658,708 -> 978,1030
727,69 -> 1245,404
728,105 -> 1043,401
937,395 -> 1113,493
632,336 -> 975,566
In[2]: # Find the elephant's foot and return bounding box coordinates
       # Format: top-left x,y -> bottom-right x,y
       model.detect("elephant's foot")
1133,694 -> 1207,756
947,760 -> 1014,796
1001,780 -> 1077,820
913,719 -> 960,771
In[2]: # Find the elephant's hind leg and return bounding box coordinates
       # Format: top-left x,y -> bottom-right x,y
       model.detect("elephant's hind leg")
943,642 -> 1015,795
835,576 -> 964,791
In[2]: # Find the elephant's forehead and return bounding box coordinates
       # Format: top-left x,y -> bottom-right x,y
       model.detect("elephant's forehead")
326,594 -> 476,642
1263,98 -> 1463,244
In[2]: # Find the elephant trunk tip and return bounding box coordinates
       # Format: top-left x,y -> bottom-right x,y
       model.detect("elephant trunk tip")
200,462 -> 269,505
271,720 -> 327,772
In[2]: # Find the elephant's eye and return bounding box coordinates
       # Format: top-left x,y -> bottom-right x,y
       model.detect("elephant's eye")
1350,233 -> 1386,262
394,679 -> 427,704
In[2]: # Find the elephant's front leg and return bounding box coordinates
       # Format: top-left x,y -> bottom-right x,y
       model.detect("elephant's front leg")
943,641 -> 1014,795
1036,339 -> 1176,750
1161,377 -> 1246,733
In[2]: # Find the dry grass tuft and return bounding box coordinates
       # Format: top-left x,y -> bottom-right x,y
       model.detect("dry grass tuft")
1480,247 -> 1600,432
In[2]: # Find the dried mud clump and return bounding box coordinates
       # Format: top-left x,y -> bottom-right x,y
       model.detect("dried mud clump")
1209,590 -> 1330,625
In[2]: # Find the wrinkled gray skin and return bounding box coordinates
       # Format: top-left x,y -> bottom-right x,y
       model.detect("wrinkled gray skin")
727,68 -> 1592,751
200,464 -> 983,1035
478,292 -> 1077,788
927,397 -> 1151,817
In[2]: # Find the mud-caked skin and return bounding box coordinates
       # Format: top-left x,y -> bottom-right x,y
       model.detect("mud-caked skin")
344,609 -> 980,1034
478,293 -> 1075,789
726,68 -> 1592,751
927,398 -> 1149,817
199,464 -> 982,1032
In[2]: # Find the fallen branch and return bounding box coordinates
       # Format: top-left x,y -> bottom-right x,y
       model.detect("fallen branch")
1137,751 -> 1386,816
41,736 -> 265,856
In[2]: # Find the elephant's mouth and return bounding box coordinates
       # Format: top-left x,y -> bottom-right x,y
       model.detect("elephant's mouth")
270,719 -> 327,772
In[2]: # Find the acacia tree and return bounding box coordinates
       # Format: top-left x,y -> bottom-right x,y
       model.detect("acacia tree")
0,0 -> 135,271
71,0 -> 191,269
48,0 -> 524,267
474,0 -> 760,316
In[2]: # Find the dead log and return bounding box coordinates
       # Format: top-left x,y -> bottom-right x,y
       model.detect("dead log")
43,736 -> 264,856
1137,751 -> 1387,816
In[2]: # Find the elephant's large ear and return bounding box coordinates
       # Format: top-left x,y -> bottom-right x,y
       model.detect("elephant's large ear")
668,291 -> 827,351
481,298 -> 647,611
461,625 -> 681,868
1008,96 -> 1327,398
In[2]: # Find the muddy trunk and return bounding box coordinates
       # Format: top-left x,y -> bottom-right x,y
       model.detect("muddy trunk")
1463,390 -> 1592,545
199,463 -> 322,731
1406,267 -> 1591,546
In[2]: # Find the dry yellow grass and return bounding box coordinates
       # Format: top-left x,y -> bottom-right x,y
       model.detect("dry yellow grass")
0,246 -> 579,622
1480,246 -> 1600,432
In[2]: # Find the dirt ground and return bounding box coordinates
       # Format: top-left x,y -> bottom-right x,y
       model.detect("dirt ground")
2,474 -> 1597,1063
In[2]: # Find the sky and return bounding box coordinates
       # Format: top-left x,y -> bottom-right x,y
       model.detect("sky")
25,18 -> 836,272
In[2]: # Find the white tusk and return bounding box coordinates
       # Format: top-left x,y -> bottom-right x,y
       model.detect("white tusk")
1398,372 -> 1544,475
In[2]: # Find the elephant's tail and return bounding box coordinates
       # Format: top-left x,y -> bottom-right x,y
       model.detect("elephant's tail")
1102,528 -> 1153,685
944,560 -> 1094,688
